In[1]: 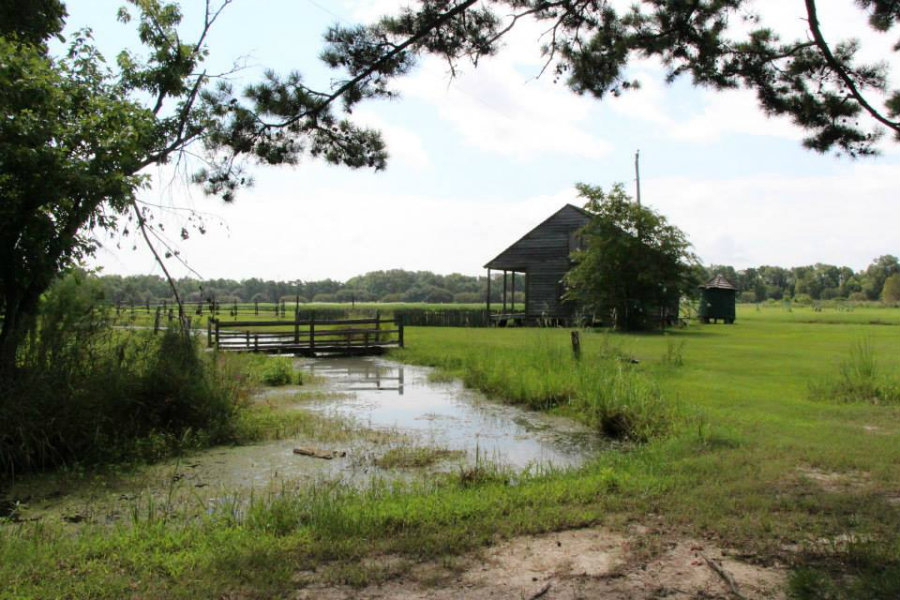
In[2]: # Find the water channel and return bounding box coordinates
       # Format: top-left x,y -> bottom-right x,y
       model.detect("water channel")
301,357 -> 603,470
3,357 -> 604,524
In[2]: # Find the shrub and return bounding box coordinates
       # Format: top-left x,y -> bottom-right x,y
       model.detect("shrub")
259,357 -> 296,386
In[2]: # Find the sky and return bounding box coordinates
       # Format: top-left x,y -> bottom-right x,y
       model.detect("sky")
64,0 -> 900,281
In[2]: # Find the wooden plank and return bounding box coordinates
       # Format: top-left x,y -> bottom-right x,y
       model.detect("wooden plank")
215,317 -> 397,328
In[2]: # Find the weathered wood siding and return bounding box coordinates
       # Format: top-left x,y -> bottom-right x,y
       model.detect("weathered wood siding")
485,205 -> 590,318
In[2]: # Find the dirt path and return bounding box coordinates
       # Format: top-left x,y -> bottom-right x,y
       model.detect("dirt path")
293,527 -> 787,599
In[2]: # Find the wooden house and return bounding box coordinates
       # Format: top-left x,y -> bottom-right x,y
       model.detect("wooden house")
698,274 -> 737,324
484,204 -> 591,324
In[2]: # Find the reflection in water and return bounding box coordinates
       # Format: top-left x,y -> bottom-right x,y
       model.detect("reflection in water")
299,357 -> 605,471
306,359 -> 404,394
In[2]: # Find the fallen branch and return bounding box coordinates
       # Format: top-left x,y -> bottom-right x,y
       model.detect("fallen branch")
293,447 -> 346,460
701,553 -> 746,600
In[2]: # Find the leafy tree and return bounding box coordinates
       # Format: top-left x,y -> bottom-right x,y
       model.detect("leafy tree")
336,0 -> 900,157
862,254 -> 900,300
882,273 -> 900,303
565,183 -> 697,330
0,0 -> 398,374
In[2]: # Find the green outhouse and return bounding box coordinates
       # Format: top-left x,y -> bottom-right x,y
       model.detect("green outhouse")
699,274 -> 737,324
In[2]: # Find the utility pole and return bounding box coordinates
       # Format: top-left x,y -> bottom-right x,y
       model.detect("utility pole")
634,149 -> 642,206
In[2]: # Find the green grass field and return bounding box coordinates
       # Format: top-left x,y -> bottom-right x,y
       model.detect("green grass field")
2,304 -> 898,598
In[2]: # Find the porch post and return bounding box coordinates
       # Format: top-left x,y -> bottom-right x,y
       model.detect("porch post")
502,271 -> 508,314
486,268 -> 492,315
524,271 -> 528,317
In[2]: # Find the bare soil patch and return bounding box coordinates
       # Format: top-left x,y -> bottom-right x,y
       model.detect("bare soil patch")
795,466 -> 870,494
293,527 -> 786,599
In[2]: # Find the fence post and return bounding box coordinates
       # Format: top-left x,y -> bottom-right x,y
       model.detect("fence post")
375,310 -> 381,343
309,312 -> 316,352
207,318 -> 212,346
398,315 -> 404,348
254,300 -> 258,316
215,319 -> 220,348
254,334 -> 258,352
245,331 -> 250,350
294,313 -> 300,345
154,307 -> 161,333
570,331 -> 581,360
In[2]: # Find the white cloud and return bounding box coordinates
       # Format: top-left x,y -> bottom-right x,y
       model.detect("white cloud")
352,109 -> 432,170
342,0 -> 412,23
606,67 -> 673,125
643,162 -> 900,270
669,88 -> 805,143
397,55 -> 610,160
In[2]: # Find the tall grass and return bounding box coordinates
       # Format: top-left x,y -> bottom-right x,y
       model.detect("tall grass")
0,273 -> 250,479
397,330 -> 682,441
809,339 -> 900,405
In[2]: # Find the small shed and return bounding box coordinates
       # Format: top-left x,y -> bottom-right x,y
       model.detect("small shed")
699,274 -> 737,324
484,204 -> 591,324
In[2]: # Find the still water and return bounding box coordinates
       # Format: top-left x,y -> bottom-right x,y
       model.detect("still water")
2,357 -> 604,523
300,357 -> 603,470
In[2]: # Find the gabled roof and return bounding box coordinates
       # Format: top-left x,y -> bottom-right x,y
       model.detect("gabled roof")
700,274 -> 737,290
483,204 -> 591,270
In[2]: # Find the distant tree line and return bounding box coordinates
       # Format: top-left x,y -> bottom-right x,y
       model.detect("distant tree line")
96,270 -> 525,306
704,255 -> 900,303
95,255 -> 900,307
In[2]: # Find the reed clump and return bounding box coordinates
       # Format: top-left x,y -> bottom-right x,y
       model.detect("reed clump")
809,339 -> 900,405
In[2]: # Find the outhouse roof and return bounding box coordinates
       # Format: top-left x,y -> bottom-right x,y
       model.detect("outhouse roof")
700,274 -> 737,290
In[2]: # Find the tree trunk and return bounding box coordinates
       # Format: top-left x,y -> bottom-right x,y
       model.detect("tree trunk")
0,284 -> 42,379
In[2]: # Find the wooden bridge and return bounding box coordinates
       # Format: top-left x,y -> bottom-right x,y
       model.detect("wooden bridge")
208,316 -> 403,355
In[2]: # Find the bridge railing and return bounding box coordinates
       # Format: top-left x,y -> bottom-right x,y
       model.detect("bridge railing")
208,315 -> 404,353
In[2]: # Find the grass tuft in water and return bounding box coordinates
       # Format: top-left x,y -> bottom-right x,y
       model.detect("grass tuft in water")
374,446 -> 465,469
